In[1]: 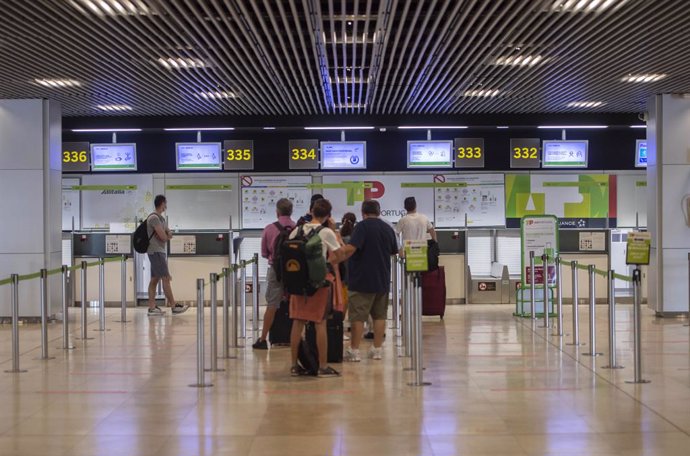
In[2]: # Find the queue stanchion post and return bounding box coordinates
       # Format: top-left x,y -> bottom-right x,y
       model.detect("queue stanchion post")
221,267 -> 236,359
626,268 -> 650,384
404,269 -> 413,360
60,265 -> 74,349
603,270 -> 624,369
78,261 -> 93,340
555,257 -> 564,337
391,256 -> 398,331
406,271 -> 417,372
38,269 -> 54,360
206,273 -> 224,372
566,261 -> 582,346
240,260 -> 247,340
583,265 -> 603,357
529,251 -> 536,320
232,265 -> 241,348
251,254 -> 260,341
190,279 -> 213,388
95,259 -> 108,332
540,255 -> 550,328
398,259 -> 407,353
408,273 -> 431,387
115,255 -> 130,323
5,274 -> 26,373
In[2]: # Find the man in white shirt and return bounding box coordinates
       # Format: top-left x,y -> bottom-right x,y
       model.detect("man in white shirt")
396,197 -> 437,249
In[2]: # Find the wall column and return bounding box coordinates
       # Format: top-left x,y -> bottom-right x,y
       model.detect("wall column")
0,99 -> 62,317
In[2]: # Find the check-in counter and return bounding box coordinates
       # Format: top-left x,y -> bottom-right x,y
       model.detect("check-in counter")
467,262 -> 510,304
436,230 -> 466,304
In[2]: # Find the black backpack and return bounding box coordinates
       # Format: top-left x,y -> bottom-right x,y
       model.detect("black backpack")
280,225 -> 327,296
132,213 -> 157,254
271,221 -> 294,281
427,239 -> 440,271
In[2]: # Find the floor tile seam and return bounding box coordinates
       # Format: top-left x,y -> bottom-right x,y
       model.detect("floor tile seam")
517,317 -> 690,438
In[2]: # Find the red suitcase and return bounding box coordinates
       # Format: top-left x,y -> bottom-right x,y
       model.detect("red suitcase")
421,266 -> 446,319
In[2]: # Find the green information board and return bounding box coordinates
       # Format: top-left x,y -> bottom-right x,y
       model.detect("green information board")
404,240 -> 428,272
626,232 -> 651,265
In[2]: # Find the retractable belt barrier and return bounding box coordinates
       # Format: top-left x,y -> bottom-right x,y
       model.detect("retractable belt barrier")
0,256 -> 127,373
532,255 -> 648,383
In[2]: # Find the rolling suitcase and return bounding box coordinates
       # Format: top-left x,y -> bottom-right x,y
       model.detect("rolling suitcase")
269,300 -> 292,346
305,311 -> 344,363
421,266 -> 446,319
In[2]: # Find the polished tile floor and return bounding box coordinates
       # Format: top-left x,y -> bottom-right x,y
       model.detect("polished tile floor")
1,302 -> 689,456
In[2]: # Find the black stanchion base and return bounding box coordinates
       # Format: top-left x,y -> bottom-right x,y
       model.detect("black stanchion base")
4,369 -> 28,373
188,383 -> 214,388
77,337 -> 95,340
58,346 -> 76,350
566,342 -> 585,346
602,365 -> 624,369
625,379 -> 651,384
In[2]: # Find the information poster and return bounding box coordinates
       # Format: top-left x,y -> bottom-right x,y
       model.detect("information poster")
433,174 -> 505,227
170,235 -> 197,254
626,232 -> 651,265
241,175 -> 311,229
505,174 -> 611,228
521,215 -> 558,286
105,235 -> 132,254
578,231 -> 606,251
322,174 -> 434,223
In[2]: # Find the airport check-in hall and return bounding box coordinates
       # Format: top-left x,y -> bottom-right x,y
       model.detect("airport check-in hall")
1,1 -> 690,455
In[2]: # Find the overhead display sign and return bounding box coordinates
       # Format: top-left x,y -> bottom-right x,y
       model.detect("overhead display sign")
320,141 -> 366,170
542,140 -> 588,168
407,140 -> 453,168
62,141 -> 91,172
176,142 -> 222,170
510,138 -> 541,169
635,140 -> 647,168
433,174 -> 505,227
289,139 -> 319,170
454,138 -> 485,168
240,175 -> 311,229
521,215 -> 558,286
505,174 -> 611,228
90,143 -> 137,171
223,139 -> 254,170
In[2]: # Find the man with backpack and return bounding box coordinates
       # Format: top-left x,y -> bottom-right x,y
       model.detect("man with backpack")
146,195 -> 188,316
252,198 -> 295,349
284,198 -> 345,377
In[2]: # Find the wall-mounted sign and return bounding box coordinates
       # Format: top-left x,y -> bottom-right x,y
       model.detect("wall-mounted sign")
176,142 -> 222,170
62,141 -> 91,172
289,139 -> 319,170
635,139 -> 647,168
521,215 -> 559,286
510,138 -> 541,169
542,140 -> 588,168
91,143 -> 137,171
454,138 -> 485,168
321,141 -> 367,170
223,140 -> 254,170
407,140 -> 453,168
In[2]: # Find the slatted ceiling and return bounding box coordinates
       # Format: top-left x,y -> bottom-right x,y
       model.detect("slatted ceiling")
1,0 -> 689,116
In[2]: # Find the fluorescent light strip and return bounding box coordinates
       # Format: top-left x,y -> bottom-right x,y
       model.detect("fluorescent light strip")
398,126 -> 468,130
96,104 -> 133,111
621,73 -> 667,83
538,125 -> 608,129
35,78 -> 81,88
494,55 -> 545,67
566,101 -> 606,108
496,126 -> 510,129
630,125 -> 646,129
164,127 -> 234,131
263,127 -> 276,130
72,128 -> 142,132
304,126 -> 375,130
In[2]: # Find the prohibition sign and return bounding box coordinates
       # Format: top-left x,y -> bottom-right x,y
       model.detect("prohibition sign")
433,175 -> 446,183
241,176 -> 253,187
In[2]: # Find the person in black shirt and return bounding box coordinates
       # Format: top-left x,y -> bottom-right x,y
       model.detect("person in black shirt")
296,193 -> 324,226
339,200 -> 398,362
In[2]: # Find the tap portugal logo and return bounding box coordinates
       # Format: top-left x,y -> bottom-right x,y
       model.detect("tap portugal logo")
342,180 -> 385,205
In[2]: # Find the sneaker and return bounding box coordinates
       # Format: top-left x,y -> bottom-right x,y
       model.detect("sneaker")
344,348 -> 361,362
368,347 -> 383,360
147,306 -> 165,316
171,304 -> 189,314
318,366 -> 341,377
290,365 -> 308,377
252,338 -> 269,350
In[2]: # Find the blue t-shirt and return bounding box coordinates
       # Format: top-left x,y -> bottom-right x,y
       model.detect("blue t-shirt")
347,217 -> 398,293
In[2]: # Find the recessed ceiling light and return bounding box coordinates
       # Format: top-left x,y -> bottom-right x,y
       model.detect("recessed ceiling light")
163,127 -> 234,131
72,128 -> 142,132
551,0 -> 629,12
263,127 -> 276,130
630,125 -> 646,129
398,126 -> 468,130
496,126 -> 510,129
304,126 -> 374,130
621,73 -> 668,83
494,55 -> 545,67
69,0 -> 151,16
196,90 -> 236,100
157,57 -> 206,70
538,125 -> 608,129
34,78 -> 82,88
464,89 -> 501,97
565,101 -> 606,108
96,104 -> 133,112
